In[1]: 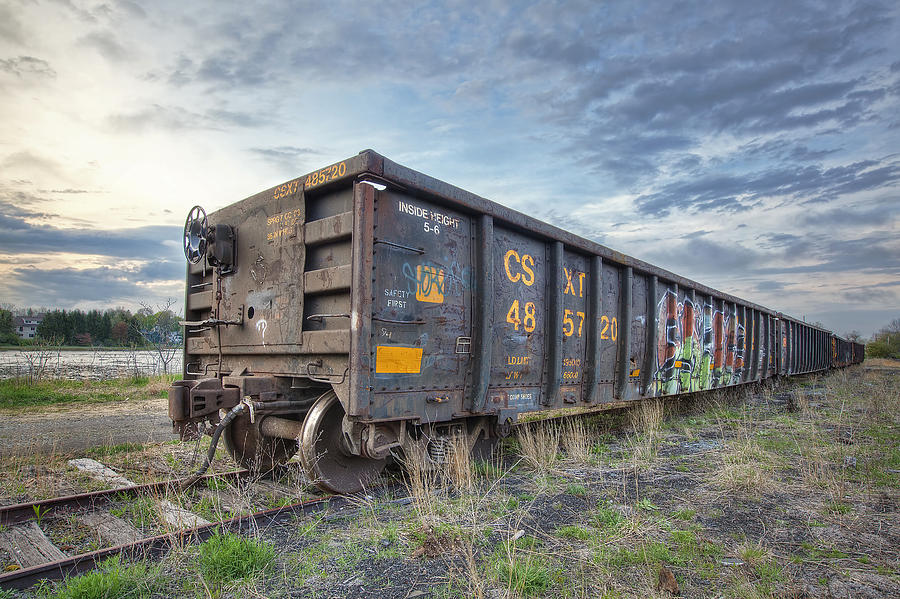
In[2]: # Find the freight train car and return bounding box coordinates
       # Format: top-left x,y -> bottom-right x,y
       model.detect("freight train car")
168,150 -> 864,493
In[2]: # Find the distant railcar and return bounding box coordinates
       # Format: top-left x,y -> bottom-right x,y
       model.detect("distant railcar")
168,150 -> 864,493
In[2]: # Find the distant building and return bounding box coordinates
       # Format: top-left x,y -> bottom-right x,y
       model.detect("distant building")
14,315 -> 43,339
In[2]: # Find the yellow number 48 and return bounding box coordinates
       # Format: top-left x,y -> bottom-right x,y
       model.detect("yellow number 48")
507,300 -> 537,332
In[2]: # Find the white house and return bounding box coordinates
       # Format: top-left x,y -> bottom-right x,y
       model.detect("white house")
14,315 -> 43,339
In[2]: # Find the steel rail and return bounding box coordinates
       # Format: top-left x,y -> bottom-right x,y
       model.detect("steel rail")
0,492 -> 338,590
0,470 -> 248,528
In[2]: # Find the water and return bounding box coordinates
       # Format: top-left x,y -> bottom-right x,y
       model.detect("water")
0,349 -> 184,380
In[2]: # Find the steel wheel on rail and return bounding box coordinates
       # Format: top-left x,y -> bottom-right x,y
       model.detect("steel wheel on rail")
223,412 -> 299,473
299,390 -> 386,494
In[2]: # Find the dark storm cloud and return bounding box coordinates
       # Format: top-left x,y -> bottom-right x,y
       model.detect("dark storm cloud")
634,158 -> 900,216
8,261 -> 182,306
0,56 -> 56,79
642,237 -> 768,278
0,197 -> 182,261
753,233 -> 900,276
504,0 -> 899,187
159,2 -> 490,90
801,199 -> 899,228
754,280 -> 788,293
842,287 -> 897,304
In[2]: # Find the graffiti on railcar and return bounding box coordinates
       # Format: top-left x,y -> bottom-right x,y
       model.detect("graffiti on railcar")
400,259 -> 472,304
653,291 -> 745,395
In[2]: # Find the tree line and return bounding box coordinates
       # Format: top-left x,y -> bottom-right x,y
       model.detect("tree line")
866,318 -> 900,359
0,306 -> 182,348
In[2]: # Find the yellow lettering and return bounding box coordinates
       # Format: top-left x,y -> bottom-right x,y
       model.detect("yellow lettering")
521,254 -> 535,286
504,250 -> 521,283
563,268 -> 576,296
506,299 -> 521,330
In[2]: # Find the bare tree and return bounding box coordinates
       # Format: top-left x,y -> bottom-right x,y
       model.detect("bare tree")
20,336 -> 61,383
135,299 -> 182,375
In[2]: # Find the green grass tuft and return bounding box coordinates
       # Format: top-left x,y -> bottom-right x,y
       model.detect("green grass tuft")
198,530 -> 276,585
557,525 -> 591,540
593,500 -> 625,530
492,551 -> 553,597
45,556 -> 161,599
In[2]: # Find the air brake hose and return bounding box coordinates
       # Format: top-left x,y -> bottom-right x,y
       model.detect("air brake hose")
179,402 -> 247,490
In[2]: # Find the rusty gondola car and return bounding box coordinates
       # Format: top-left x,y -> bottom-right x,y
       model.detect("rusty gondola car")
168,150 -> 865,493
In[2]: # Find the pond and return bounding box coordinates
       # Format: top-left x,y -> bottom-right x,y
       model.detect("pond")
0,349 -> 184,380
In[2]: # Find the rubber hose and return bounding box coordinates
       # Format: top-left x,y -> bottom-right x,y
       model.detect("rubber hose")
179,403 -> 246,490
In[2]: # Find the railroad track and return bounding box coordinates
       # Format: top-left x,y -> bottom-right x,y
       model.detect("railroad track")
0,459 -> 346,590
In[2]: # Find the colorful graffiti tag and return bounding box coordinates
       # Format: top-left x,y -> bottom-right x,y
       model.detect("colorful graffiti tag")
653,290 -> 746,395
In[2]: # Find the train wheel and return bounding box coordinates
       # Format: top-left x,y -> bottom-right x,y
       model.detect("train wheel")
299,390 -> 386,494
223,412 -> 299,473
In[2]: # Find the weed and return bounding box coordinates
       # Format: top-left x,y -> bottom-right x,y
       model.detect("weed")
557,525 -> 591,540
474,458 -> 504,480
593,501 -> 625,530
32,504 -> 47,526
84,442 -> 144,458
673,508 -> 696,521
490,541 -> 553,597
110,496 -> 157,530
635,498 -> 659,512
565,483 -> 588,497
45,556 -> 161,599
198,530 -> 276,586
825,500 -> 852,515
596,542 -> 681,568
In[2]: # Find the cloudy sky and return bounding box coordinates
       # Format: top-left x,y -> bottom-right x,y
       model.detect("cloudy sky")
0,0 -> 898,336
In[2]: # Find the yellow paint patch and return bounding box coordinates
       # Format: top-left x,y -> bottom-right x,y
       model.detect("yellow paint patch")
415,265 -> 444,303
630,369 -> 640,377
375,346 -> 423,374
674,361 -> 683,368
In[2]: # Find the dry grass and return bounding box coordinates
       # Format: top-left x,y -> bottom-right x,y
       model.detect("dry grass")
517,421 -> 561,476
864,357 -> 900,369
623,399 -> 664,467
559,417 -> 592,464
629,399 -> 664,436
4,367 -> 897,599
714,434 -> 777,494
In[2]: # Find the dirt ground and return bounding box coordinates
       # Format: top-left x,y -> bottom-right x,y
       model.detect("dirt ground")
2,366 -> 898,598
0,397 -> 173,457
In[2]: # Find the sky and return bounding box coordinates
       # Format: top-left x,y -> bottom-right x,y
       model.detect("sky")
0,0 -> 898,337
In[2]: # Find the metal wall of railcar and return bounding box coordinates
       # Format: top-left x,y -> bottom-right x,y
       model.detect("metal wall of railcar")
180,179 -> 356,382
349,150 -> 862,425
357,188 -> 788,425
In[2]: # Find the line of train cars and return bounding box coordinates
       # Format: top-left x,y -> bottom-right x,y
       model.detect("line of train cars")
168,150 -> 865,493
